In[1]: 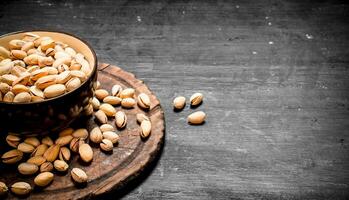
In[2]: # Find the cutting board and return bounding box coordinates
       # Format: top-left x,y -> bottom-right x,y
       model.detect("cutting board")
0,63 -> 165,199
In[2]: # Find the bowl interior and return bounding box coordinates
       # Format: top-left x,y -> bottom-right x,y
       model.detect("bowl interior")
0,31 -> 96,70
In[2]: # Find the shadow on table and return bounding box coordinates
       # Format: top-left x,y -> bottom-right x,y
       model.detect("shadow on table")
98,136 -> 165,200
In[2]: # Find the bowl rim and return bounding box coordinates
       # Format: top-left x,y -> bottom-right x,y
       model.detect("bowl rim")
0,30 -> 98,105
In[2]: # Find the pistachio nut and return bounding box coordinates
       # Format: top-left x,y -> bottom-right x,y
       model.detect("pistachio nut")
95,89 -> 109,101
121,98 -> 136,108
140,120 -> 152,138
27,156 -> 46,166
102,131 -> 119,144
115,111 -> 127,129
6,134 -> 21,148
41,136 -> 54,146
91,97 -> 100,110
59,127 -> 74,137
100,139 -> 113,152
53,160 -> 69,172
3,91 -> 15,102
190,93 -> 203,106
69,138 -> 80,153
34,172 -> 54,187
31,144 -> 48,157
79,143 -> 93,163
72,128 -> 88,139
17,142 -> 35,153
94,110 -> 108,124
55,135 -> 73,146
40,162 -> 54,172
56,70 -> 71,84
173,96 -> 186,110
43,144 -> 60,162
103,96 -> 122,106
18,162 -> 39,175
136,113 -> 150,124
35,75 -> 57,90
187,111 -> 206,124
0,181 -> 8,196
10,182 -> 31,196
0,82 -> 11,94
99,103 -> 116,117
90,127 -> 103,143
71,168 -> 88,183
100,124 -> 115,132
120,88 -> 135,99
44,84 -> 66,98
12,84 -> 29,95
137,93 -> 151,109
59,147 -> 71,162
65,77 -> 81,92
24,137 -> 40,147
111,84 -> 122,96
70,70 -> 87,82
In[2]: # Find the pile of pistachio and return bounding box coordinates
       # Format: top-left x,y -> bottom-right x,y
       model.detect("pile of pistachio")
0,32 -> 92,103
173,93 -> 206,124
0,82 -> 152,197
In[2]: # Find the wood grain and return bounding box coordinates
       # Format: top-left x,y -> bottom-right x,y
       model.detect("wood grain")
1,0 -> 349,199
0,63 -> 165,199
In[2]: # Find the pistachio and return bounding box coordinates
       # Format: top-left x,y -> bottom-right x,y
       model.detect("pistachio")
59,127 -> 74,137
102,131 -> 119,144
38,56 -> 54,67
0,82 -> 11,94
136,113 -> 150,124
29,86 -> 44,98
90,127 -> 103,143
55,135 -> 73,146
0,181 -> 8,196
24,137 -> 40,147
31,95 -> 44,102
45,47 -> 56,57
57,63 -> 69,73
69,60 -> 82,70
0,46 -> 10,59
111,84 -> 122,96
69,138 -> 80,153
190,93 -> 203,106
95,89 -> 109,101
84,103 -> 94,116
0,60 -> 13,76
34,172 -> 54,187
100,139 -> 113,152
44,84 -> 66,98
140,120 -> 152,138
121,97 -> 136,108
65,77 -> 81,92
18,162 -> 39,175
42,66 -> 58,75
6,134 -> 21,148
23,33 -> 40,42
95,80 -> 101,90
12,84 -> 29,95
12,72 -> 31,86
10,50 -> 27,60
103,96 -> 122,106
100,124 -> 115,132
54,160 -> 69,172
23,54 -> 39,65
120,88 -> 135,98
40,162 -> 54,172
2,149 -> 23,164
71,168 -> 88,183
30,69 -> 48,82
9,39 -> 26,50
41,136 -> 54,146
94,110 -> 108,124
34,36 -> 51,47
35,75 -> 57,90
56,70 -> 71,84
115,111 -> 127,129
40,39 -> 55,51
27,156 -> 46,166
91,97 -> 100,110
137,93 -> 151,109
17,142 -> 35,153
54,51 -> 70,59
76,56 -> 90,75
65,47 -> 76,56
10,182 -> 31,196
173,96 -> 186,110
21,41 -> 35,52
99,103 -> 116,117
1,74 -> 17,85
70,70 -> 87,82
43,144 -> 60,162
59,147 -> 71,162
31,144 -> 48,157
187,111 -> 206,124
3,91 -> 15,102
79,143 -> 93,162
72,128 -> 88,139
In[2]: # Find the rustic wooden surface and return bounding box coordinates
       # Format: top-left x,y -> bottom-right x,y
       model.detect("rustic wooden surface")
1,0 -> 349,199
0,63 -> 165,199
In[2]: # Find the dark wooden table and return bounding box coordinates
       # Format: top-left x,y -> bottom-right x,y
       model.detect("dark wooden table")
1,0 -> 349,199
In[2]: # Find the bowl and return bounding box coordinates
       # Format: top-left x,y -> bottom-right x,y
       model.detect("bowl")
0,30 -> 97,136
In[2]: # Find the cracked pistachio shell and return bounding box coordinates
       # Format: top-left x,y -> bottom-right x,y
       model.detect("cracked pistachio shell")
137,93 -> 150,109
10,182 -> 31,196
190,93 -> 203,106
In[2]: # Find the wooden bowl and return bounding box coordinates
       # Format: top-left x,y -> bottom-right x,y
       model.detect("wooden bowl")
0,31 -> 97,136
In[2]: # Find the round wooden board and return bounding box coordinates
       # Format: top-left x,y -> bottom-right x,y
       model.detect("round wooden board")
0,63 -> 165,199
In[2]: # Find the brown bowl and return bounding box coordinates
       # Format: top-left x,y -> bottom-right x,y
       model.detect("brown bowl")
0,30 -> 97,136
